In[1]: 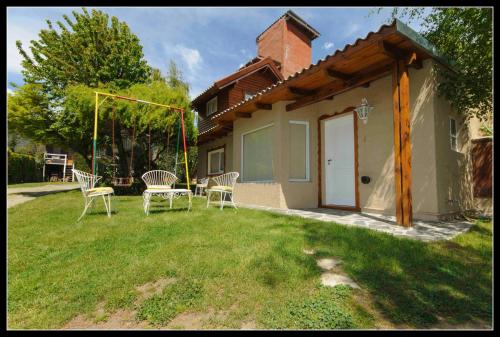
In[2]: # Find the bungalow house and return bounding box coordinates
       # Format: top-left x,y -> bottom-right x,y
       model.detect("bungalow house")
193,11 -> 475,227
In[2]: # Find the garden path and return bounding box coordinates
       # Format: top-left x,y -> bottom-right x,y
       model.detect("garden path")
243,205 -> 473,242
7,183 -> 80,208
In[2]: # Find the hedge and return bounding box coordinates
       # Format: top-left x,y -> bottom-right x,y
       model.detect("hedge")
8,148 -> 43,184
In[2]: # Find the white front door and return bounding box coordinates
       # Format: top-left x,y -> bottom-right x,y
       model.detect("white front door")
324,113 -> 356,207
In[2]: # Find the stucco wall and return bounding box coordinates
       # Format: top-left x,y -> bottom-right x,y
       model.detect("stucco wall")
198,59 -> 474,220
474,197 -> 493,217
433,78 -> 474,217
279,102 -> 319,208
408,59 -> 440,219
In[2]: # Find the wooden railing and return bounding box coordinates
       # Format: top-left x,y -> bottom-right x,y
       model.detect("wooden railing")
198,117 -> 217,134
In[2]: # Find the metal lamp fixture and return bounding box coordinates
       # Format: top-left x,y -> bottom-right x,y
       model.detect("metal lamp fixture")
355,98 -> 373,124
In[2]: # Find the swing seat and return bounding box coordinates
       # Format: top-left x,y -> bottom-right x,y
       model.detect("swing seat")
112,177 -> 134,187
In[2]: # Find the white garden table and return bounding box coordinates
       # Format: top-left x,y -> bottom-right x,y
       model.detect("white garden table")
142,188 -> 192,215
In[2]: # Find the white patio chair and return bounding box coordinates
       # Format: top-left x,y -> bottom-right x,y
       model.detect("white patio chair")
72,169 -> 114,221
194,177 -> 209,196
141,170 -> 177,191
141,170 -> 179,213
206,172 -> 239,210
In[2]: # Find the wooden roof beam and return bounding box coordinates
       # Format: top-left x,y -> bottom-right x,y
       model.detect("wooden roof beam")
288,86 -> 317,96
286,63 -> 392,112
406,51 -> 423,69
379,41 -> 406,59
219,120 -> 233,127
235,112 -> 252,118
325,68 -> 352,82
379,41 -> 422,69
255,103 -> 272,110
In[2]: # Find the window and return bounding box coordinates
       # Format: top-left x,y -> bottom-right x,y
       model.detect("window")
242,124 -> 274,182
207,147 -> 224,175
289,121 -> 310,181
206,96 -> 218,116
449,117 -> 458,151
244,91 -> 254,100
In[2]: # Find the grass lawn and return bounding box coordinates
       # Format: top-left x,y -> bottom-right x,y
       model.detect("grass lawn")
8,181 -> 72,189
7,191 -> 492,329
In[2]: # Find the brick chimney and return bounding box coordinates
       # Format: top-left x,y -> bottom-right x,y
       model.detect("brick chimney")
256,11 -> 320,79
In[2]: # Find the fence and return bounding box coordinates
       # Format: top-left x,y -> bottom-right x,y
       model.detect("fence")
471,137 -> 492,198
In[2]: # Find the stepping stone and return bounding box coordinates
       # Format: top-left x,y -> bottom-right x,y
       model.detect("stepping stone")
303,248 -> 316,255
321,272 -> 359,289
316,258 -> 342,270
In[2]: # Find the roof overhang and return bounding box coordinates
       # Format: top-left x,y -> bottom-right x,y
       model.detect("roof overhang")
191,57 -> 283,108
199,19 -> 456,143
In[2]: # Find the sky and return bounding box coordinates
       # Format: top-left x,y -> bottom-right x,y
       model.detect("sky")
6,7 -> 429,99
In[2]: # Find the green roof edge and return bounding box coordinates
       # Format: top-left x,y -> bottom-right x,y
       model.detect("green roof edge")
394,19 -> 457,72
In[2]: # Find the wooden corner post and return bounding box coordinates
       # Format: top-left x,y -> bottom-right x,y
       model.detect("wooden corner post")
392,60 -> 413,227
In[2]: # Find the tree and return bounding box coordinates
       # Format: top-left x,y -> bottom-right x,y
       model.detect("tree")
166,60 -> 190,94
16,7 -> 151,100
379,7 -> 492,121
8,83 -> 96,168
150,68 -> 166,83
9,8 -> 152,167
9,8 -> 196,182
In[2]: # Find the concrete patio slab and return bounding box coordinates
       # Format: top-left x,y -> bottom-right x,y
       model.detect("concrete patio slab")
240,204 -> 474,242
321,273 -> 360,288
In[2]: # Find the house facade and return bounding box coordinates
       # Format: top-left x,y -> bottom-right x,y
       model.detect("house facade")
194,11 -> 476,226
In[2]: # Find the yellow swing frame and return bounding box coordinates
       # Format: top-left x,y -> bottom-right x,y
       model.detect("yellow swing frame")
92,91 -> 190,189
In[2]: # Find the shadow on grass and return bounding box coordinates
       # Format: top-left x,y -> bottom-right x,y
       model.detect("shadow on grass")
302,221 -> 492,328
13,189 -> 79,197
249,239 -> 320,288
147,208 -> 190,214
81,210 -> 118,217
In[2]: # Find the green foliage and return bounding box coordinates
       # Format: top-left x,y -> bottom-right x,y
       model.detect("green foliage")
8,78 -> 196,185
72,152 -> 90,172
480,124 -> 492,136
60,80 -> 196,184
7,81 -> 92,170
8,148 -> 43,184
136,279 -> 203,326
383,7 -> 492,120
8,83 -> 60,145
166,60 -> 190,95
16,7 -> 151,100
8,132 -> 19,149
10,8 -> 197,184
261,286 -> 355,329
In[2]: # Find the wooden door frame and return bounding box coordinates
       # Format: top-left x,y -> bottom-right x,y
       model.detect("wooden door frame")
317,107 -> 360,211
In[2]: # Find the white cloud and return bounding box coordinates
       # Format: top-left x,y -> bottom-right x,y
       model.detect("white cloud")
322,41 -> 334,50
7,19 -> 41,73
7,88 -> 13,95
343,23 -> 361,38
173,44 -> 203,73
